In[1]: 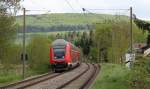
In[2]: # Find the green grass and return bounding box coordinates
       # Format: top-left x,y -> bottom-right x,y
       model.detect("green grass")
0,69 -> 22,86
0,66 -> 50,86
91,63 -> 132,89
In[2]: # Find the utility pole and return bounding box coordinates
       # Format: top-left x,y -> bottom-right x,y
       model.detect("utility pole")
125,7 -> 134,69
130,7 -> 133,53
23,8 -> 26,79
130,7 -> 134,68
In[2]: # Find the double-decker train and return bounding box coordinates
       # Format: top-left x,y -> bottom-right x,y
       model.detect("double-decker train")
49,39 -> 81,72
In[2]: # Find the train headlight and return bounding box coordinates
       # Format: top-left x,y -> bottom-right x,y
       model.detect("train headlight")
68,62 -> 71,65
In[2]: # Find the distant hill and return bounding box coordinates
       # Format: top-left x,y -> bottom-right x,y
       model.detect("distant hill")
16,13 -> 129,33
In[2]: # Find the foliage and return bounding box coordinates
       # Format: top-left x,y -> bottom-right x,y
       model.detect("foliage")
89,47 -> 98,62
94,21 -> 128,63
91,63 -> 132,89
0,69 -> 21,86
93,20 -> 145,63
0,0 -> 21,15
16,14 -> 129,33
134,18 -> 150,32
17,13 -> 122,27
80,31 -> 91,56
27,35 -> 51,73
0,10 -> 18,64
0,0 -> 22,85
130,56 -> 150,89
2,44 -> 22,66
91,58 -> 150,89
134,17 -> 150,46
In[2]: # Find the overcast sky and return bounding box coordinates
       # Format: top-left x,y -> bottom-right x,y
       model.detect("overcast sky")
20,0 -> 150,20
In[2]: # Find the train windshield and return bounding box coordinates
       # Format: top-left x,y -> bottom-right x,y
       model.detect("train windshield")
53,48 -> 65,60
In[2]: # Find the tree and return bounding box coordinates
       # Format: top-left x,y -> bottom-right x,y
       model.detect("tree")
0,0 -> 21,15
80,31 -> 90,56
27,36 -> 51,73
94,23 -> 112,62
89,30 -> 93,46
0,0 -> 20,64
134,16 -> 150,46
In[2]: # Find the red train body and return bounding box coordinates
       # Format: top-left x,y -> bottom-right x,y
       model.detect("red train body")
49,39 -> 80,71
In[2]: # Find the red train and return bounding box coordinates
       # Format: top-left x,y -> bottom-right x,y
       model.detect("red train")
49,39 -> 81,72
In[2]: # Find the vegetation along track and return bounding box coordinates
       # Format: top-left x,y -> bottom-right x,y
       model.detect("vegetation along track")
0,72 -> 63,89
0,64 -> 80,89
0,63 -> 100,89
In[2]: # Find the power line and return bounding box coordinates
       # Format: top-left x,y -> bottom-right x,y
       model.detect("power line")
82,8 -> 95,14
25,9 -> 51,12
87,8 -> 129,11
76,0 -> 82,9
64,0 -> 77,12
82,8 -> 130,15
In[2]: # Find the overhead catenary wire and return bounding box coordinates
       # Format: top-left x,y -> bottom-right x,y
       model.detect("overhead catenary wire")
82,8 -> 95,14
81,7 -> 131,25
24,9 -> 51,12
81,7 -> 131,20
76,0 -> 83,11
22,9 -> 51,15
86,8 -> 129,11
64,0 -> 77,12
82,8 -> 129,14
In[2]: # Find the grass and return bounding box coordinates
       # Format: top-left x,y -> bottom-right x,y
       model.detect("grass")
132,56 -> 150,89
0,68 -> 22,86
0,64 -> 50,86
91,63 -> 132,89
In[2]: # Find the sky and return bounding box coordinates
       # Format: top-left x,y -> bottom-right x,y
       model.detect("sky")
19,0 -> 150,20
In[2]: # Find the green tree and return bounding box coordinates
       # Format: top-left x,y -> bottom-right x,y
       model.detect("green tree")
27,36 -> 51,73
94,23 -> 112,62
94,20 -> 143,63
0,0 -> 20,64
80,31 -> 90,57
134,16 -> 150,46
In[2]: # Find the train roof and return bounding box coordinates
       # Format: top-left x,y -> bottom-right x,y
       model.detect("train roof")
52,39 -> 68,46
52,39 -> 80,51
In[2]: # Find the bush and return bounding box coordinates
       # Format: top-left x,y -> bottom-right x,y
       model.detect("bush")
0,70 -> 21,85
2,44 -> 22,65
27,35 -> 51,73
130,57 -> 150,89
93,20 -> 145,63
91,63 -> 132,89
143,57 -> 150,75
89,47 -> 98,62
0,13 -> 17,64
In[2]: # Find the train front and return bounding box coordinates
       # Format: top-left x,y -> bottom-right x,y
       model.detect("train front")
50,39 -> 70,71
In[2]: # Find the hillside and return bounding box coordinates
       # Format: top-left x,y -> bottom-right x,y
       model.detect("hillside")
16,13 -> 129,32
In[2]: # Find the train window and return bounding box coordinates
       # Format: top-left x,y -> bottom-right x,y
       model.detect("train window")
53,48 -> 65,60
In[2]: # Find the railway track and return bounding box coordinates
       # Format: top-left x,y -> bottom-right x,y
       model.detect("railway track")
0,63 -> 100,89
0,72 -> 62,89
0,64 -> 81,89
58,64 -> 100,89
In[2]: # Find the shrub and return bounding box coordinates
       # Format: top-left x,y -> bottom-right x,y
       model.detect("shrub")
27,35 -> 51,73
93,20 -> 145,63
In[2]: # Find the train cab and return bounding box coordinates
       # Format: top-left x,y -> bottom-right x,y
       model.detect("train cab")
50,39 -> 80,72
